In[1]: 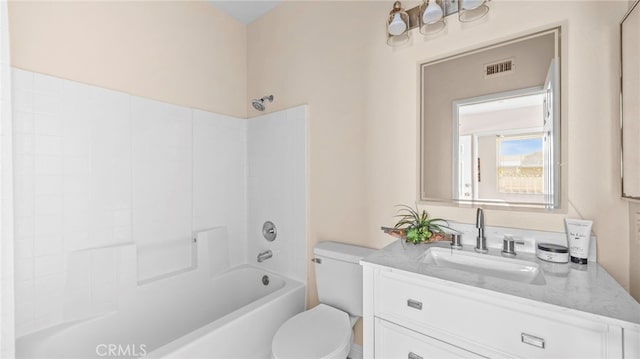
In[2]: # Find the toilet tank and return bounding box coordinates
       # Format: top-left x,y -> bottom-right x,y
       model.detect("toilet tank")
313,241 -> 376,317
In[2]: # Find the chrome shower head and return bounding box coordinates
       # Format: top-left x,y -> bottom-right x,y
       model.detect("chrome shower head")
252,99 -> 265,111
251,95 -> 274,111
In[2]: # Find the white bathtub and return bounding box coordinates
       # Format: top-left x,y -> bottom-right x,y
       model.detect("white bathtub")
16,265 -> 305,359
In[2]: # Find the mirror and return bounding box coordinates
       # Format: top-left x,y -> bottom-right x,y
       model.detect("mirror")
621,1 -> 640,200
419,28 -> 561,209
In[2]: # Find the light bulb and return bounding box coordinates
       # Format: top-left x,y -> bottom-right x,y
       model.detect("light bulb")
422,1 -> 443,24
388,13 -> 407,36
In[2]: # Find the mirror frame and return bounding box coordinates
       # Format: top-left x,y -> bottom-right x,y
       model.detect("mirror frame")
418,27 -> 563,210
621,0 -> 640,200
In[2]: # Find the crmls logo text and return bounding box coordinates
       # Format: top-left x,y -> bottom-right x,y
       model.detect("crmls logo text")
95,344 -> 147,357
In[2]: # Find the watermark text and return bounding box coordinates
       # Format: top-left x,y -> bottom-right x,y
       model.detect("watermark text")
96,344 -> 147,357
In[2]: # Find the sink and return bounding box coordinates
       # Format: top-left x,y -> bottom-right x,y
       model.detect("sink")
420,247 -> 546,285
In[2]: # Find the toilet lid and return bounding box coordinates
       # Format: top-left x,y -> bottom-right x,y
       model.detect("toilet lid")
272,304 -> 352,359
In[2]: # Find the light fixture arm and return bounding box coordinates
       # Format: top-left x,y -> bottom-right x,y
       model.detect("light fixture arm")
388,1 -> 403,22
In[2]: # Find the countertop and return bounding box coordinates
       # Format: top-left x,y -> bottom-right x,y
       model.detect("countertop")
361,240 -> 640,327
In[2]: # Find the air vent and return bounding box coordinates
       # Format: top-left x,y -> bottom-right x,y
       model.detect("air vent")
484,58 -> 515,78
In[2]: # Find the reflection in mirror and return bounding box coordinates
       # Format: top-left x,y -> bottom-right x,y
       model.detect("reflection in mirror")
454,90 -> 547,205
420,29 -> 560,209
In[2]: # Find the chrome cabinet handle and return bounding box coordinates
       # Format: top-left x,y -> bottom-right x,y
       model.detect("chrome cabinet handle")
408,352 -> 423,359
407,299 -> 423,310
521,333 -> 545,349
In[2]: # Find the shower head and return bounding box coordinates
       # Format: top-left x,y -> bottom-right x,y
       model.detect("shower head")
251,95 -> 274,111
251,99 -> 265,112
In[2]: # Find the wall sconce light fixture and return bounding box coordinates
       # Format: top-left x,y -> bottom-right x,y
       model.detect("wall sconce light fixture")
387,1 -> 411,46
387,0 -> 490,46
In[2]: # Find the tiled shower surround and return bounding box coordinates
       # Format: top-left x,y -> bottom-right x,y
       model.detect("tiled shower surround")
11,69 -> 307,336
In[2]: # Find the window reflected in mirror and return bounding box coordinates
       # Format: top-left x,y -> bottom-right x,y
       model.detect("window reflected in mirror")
454,90 -> 551,206
420,28 -> 561,209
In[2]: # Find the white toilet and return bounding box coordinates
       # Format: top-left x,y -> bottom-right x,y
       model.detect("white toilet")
271,241 -> 376,359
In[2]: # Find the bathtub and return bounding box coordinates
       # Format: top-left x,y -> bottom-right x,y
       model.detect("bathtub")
16,265 -> 305,358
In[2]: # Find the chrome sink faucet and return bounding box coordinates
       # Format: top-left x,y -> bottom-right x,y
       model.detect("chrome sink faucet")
475,208 -> 488,253
257,250 -> 273,263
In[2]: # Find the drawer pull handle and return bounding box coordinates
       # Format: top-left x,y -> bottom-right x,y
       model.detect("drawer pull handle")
521,333 -> 545,349
408,352 -> 423,359
407,299 -> 423,310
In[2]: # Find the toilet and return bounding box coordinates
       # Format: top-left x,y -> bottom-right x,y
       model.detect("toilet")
271,241 -> 376,359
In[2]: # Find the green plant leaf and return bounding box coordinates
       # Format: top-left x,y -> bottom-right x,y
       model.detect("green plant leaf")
391,204 -> 458,243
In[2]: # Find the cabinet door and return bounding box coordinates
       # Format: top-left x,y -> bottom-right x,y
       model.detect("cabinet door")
374,318 -> 486,359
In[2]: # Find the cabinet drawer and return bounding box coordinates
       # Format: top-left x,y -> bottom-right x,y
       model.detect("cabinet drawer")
376,271 -> 611,358
375,318 -> 485,359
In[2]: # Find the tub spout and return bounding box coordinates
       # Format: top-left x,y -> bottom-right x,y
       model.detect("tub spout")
257,250 -> 273,263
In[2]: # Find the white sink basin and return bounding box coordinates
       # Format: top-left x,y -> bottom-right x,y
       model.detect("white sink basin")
421,247 -> 546,285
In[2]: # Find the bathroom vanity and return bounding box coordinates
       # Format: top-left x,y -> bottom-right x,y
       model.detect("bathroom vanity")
361,237 -> 640,358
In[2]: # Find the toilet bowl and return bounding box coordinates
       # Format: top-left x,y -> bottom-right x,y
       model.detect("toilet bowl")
271,304 -> 352,359
270,241 -> 376,359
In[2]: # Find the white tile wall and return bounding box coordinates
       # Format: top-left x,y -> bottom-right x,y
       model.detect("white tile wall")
132,97 -> 193,282
193,110 -> 247,268
11,69 -> 307,338
12,69 -> 136,334
0,1 -> 14,355
11,70 -> 253,336
247,106 -> 307,284
195,227 -> 233,277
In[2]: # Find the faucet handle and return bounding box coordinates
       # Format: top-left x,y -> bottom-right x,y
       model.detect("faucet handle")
501,235 -> 516,257
451,233 -> 463,249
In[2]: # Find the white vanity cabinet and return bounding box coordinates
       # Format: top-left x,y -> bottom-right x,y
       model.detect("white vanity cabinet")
363,266 -> 639,359
374,318 -> 485,359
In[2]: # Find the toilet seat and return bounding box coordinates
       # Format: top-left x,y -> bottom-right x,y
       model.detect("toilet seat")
271,304 -> 352,359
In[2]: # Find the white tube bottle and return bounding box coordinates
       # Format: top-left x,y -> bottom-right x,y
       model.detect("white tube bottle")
564,218 -> 593,264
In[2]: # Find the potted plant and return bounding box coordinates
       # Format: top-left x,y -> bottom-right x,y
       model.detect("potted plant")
384,205 -> 453,244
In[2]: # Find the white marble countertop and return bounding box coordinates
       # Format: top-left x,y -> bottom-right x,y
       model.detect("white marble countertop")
361,240 -> 640,327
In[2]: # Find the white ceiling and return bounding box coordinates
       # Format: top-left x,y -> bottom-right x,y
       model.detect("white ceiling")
459,93 -> 545,116
208,1 -> 282,24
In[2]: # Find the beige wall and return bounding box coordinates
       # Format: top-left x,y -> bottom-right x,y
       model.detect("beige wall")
248,0 -> 635,319
8,1 -> 247,118
248,1 -> 369,311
